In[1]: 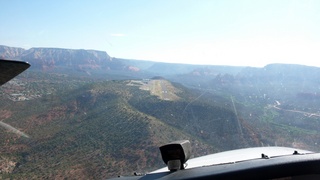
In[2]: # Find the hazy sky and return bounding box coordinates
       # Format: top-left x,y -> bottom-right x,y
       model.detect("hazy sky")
1,0 -> 320,67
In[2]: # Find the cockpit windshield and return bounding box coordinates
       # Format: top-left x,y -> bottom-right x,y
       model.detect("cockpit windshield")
1,0 -> 320,179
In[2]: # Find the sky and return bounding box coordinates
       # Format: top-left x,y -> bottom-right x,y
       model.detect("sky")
1,0 -> 320,67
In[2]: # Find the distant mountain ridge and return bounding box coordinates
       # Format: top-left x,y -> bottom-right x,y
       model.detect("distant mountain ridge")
0,45 -> 124,72
0,45 -> 111,61
0,45 -> 245,77
0,45 -> 25,58
2,45 -> 320,83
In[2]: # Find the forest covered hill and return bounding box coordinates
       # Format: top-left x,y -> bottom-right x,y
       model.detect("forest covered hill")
1,68 -> 320,179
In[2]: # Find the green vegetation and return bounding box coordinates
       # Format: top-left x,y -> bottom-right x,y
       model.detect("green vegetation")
2,65 -> 320,179
0,73 -> 215,179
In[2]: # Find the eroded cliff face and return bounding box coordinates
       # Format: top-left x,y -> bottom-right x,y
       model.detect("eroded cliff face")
0,45 -> 135,72
0,45 -> 25,59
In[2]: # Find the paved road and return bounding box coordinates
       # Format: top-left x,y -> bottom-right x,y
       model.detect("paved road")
272,105 -> 320,118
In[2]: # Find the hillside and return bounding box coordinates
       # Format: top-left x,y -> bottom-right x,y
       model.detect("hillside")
2,70 -> 300,179
2,69 -> 319,179
200,64 -> 320,151
0,73 -> 223,179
